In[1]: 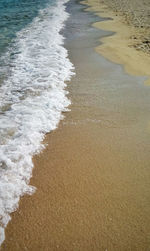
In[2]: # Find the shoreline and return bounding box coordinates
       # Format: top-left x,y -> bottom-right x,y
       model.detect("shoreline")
83,0 -> 150,85
93,0 -> 150,55
2,0 -> 150,250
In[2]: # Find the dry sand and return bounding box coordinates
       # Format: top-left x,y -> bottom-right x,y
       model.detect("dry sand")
93,0 -> 150,54
83,0 -> 150,85
1,0 -> 150,250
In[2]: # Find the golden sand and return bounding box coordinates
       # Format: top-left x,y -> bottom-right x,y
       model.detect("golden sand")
83,0 -> 150,85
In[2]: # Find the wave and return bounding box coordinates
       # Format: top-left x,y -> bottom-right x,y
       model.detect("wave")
0,0 -> 74,245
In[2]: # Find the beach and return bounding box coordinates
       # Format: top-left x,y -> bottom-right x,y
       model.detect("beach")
94,0 -> 150,55
2,0 -> 150,250
84,0 -> 150,85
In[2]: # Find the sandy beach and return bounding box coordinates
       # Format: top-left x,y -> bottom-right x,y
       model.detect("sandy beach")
94,0 -> 150,55
84,0 -> 150,85
2,0 -> 150,250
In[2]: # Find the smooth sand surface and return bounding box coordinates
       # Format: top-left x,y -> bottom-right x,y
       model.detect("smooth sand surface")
83,0 -> 150,85
2,1 -> 150,250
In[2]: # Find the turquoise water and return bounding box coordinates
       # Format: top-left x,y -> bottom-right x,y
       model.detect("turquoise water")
0,0 -> 54,54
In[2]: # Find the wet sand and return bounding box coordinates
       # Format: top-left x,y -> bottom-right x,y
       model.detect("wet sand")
2,0 -> 150,250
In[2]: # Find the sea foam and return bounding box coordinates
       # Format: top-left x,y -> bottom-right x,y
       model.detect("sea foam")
0,0 -> 74,245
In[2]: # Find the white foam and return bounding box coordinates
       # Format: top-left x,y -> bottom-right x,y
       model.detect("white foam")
0,0 -> 74,245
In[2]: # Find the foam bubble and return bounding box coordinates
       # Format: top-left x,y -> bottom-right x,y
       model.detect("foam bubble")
0,0 -> 74,245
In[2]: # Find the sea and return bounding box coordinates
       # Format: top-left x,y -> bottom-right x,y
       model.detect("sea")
0,0 -> 74,245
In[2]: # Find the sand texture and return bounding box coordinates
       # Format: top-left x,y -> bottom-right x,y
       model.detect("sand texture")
83,0 -> 150,85
1,1 -> 150,250
94,0 -> 150,54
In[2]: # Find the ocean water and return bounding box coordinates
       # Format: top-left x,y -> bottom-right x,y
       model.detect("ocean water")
0,0 -> 74,245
